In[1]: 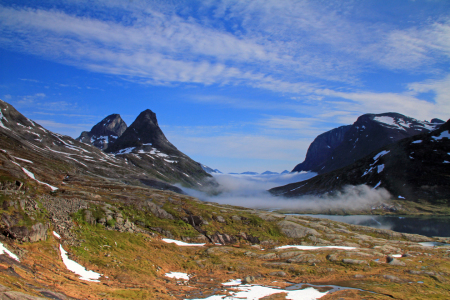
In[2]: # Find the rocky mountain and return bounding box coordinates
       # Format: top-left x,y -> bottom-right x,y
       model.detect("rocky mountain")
281,170 -> 290,174
103,109 -> 211,188
0,100 -> 212,192
76,114 -> 127,150
271,119 -> 450,204
292,113 -> 444,174
292,125 -> 351,173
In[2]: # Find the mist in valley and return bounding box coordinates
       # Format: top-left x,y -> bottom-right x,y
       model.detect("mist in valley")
182,173 -> 391,213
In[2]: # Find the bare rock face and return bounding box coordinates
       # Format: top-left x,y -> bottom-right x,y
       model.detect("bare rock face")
77,114 -> 127,150
277,220 -> 320,238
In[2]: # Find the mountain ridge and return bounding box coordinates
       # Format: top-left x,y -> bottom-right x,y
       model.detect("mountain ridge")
292,112 -> 444,174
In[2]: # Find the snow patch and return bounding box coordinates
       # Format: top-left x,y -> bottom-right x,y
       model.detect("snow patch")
116,147 -> 136,154
377,164 -> 385,173
398,195 -> 405,199
412,140 -> 422,144
373,150 -> 390,161
276,245 -> 357,250
162,239 -> 205,247
372,181 -> 382,189
59,245 -> 102,282
13,156 -> 33,163
195,279 -> 328,299
53,231 -> 61,239
165,272 -> 189,280
432,130 -> 450,141
0,241 -> 20,261
21,167 -> 58,191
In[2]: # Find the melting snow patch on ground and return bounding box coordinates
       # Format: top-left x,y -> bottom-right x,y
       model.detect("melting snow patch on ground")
53,231 -> 61,239
162,238 -> 205,247
165,272 -> 189,280
373,150 -> 390,161
276,245 -> 357,250
21,167 -> 58,191
432,130 -> 450,141
59,245 -> 102,282
190,280 -> 328,300
0,242 -> 20,261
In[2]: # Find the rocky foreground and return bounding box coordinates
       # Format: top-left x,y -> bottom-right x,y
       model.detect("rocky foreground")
1,174 -> 450,300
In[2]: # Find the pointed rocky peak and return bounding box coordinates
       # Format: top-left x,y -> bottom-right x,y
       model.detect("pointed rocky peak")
76,114 -> 127,150
106,109 -> 177,154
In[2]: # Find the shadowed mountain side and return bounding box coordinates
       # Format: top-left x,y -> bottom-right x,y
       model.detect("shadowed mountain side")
292,125 -> 351,173
104,109 -> 213,189
293,113 -> 444,174
271,119 -> 450,204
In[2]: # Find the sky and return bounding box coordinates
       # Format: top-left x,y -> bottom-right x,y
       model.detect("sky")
1,0 -> 449,174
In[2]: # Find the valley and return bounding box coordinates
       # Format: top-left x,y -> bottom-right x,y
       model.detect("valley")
0,99 -> 449,299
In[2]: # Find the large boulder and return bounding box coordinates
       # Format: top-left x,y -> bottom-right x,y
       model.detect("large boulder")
277,220 -> 320,238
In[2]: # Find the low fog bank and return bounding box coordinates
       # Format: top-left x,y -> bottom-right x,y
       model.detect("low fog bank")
183,173 -> 391,212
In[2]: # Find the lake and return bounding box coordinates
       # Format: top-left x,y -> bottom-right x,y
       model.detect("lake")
296,214 -> 450,237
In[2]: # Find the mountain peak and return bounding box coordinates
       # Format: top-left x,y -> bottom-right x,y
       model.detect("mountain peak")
135,109 -> 158,126
292,112 -> 443,174
106,109 -> 177,154
76,114 -> 127,150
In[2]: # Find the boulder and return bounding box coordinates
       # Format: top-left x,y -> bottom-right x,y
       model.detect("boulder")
277,220 -> 320,238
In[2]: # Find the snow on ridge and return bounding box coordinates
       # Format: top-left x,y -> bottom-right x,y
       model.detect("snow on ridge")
374,116 -> 405,130
116,147 -> 136,154
373,150 -> 390,161
21,167 -> 58,191
377,164 -> 385,173
412,140 -> 422,144
13,156 -> 33,163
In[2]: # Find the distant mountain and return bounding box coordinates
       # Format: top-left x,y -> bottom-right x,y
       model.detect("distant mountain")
240,171 -> 259,175
105,109 -> 212,188
280,170 -> 290,174
261,171 -> 279,175
201,164 -> 222,174
292,113 -> 444,174
77,114 -> 127,150
271,118 -> 450,204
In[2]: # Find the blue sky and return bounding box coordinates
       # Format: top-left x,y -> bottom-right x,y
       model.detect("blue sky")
1,0 -> 449,173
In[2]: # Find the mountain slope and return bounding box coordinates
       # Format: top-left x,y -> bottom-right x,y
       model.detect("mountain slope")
292,125 -> 351,173
104,109 -> 212,188
293,113 -> 443,174
0,100 -> 209,192
271,119 -> 450,204
76,114 -> 127,150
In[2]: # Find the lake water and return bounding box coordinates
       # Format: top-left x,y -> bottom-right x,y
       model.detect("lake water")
297,214 -> 450,237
